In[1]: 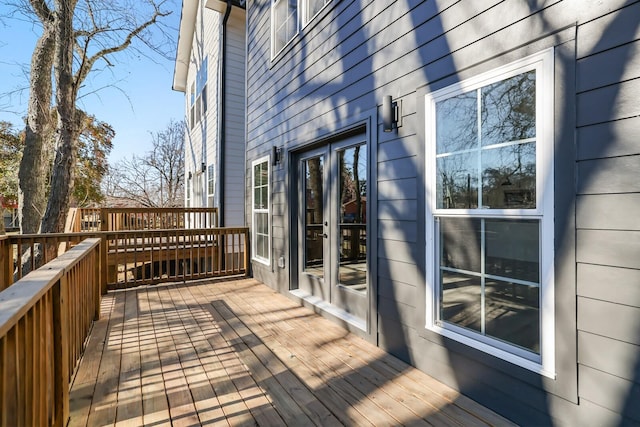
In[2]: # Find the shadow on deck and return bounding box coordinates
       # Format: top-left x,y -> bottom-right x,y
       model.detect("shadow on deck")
69,278 -> 515,426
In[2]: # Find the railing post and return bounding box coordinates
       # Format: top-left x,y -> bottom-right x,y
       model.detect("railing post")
94,245 -> 101,320
244,228 -> 250,277
52,276 -> 70,427
100,236 -> 108,295
1,239 -> 14,290
100,209 -> 108,232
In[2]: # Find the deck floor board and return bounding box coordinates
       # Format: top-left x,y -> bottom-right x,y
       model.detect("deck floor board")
69,278 -> 516,426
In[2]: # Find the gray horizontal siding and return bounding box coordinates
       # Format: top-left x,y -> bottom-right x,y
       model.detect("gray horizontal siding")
577,116 -> 640,160
579,331 -> 640,384
579,364 -> 640,422
245,0 -> 640,424
577,263 -> 640,307
578,297 -> 640,346
577,194 -> 640,230
577,229 -> 640,269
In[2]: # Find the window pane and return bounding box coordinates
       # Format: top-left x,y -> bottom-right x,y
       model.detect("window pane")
436,152 -> 478,209
257,213 -> 268,235
481,142 -> 536,209
436,91 -> 477,154
304,0 -> 329,23
254,188 -> 261,209
201,86 -> 207,113
256,234 -> 266,258
440,217 -> 481,272
254,164 -> 261,186
273,0 -> 298,53
485,219 -> 539,283
481,71 -> 536,146
485,278 -> 540,353
441,271 -> 481,332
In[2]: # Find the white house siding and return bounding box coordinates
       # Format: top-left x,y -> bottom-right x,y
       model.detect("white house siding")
244,0 -> 640,425
185,3 -> 221,209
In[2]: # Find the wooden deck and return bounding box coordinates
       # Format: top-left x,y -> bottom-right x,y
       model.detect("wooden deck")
69,278 -> 515,427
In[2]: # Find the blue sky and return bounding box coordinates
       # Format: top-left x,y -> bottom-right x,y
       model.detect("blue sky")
0,1 -> 185,162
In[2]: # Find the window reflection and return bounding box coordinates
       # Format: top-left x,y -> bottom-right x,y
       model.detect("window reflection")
436,92 -> 477,154
304,156 -> 324,277
441,271 -> 482,332
435,70 -> 537,210
438,217 -> 540,354
437,153 -> 478,209
485,279 -> 539,353
338,144 -> 367,292
481,71 -> 536,146
482,142 -> 536,209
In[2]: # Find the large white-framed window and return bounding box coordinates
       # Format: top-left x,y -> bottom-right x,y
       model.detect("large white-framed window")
252,157 -> 270,264
424,49 -> 555,377
271,0 -> 331,58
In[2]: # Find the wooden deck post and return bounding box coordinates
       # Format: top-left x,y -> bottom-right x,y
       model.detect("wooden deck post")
99,237 -> 108,295
244,228 -> 250,277
0,238 -> 13,291
52,276 -> 70,427
94,246 -> 101,320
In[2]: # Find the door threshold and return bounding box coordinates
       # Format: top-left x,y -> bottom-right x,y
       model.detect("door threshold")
289,289 -> 367,331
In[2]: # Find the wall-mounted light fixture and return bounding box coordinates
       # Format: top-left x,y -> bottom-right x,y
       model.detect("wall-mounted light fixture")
382,95 -> 398,132
201,162 -> 206,173
188,171 -> 193,180
272,146 -> 282,166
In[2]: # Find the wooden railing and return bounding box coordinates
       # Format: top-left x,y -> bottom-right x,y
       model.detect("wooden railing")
103,227 -> 248,290
0,238 -> 101,427
69,207 -> 219,232
1,233 -> 89,291
1,227 -> 249,292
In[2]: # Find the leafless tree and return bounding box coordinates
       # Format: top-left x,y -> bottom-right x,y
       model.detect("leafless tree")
105,120 -> 184,208
6,0 -> 174,233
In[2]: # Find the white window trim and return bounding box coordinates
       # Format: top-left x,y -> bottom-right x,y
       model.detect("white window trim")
252,156 -> 271,265
424,49 -> 555,378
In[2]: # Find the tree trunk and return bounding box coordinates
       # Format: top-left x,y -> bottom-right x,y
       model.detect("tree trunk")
18,20 -> 55,234
41,0 -> 79,234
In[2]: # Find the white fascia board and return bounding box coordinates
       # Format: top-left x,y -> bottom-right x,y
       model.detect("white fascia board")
205,0 -> 227,13
172,0 -> 198,93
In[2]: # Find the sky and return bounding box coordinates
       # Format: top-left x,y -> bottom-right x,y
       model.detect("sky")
0,1 -> 185,163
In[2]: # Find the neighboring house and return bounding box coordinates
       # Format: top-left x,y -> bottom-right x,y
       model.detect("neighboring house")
242,0 -> 640,425
173,0 -> 246,227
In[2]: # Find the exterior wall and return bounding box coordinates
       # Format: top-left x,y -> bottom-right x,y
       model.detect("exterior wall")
223,8 -> 247,227
180,1 -> 246,228
184,3 -> 221,209
245,0 -> 640,425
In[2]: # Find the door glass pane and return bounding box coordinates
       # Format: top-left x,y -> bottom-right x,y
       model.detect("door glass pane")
304,156 -> 324,277
338,144 -> 367,292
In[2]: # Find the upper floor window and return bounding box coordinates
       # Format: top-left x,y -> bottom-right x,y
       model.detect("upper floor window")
424,49 -> 555,377
190,56 -> 208,129
271,0 -> 331,58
